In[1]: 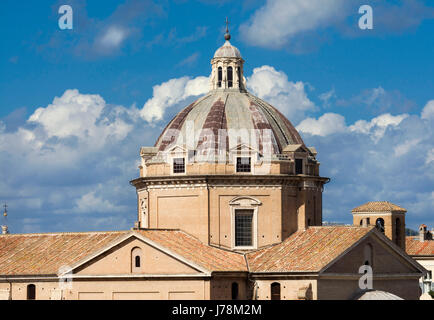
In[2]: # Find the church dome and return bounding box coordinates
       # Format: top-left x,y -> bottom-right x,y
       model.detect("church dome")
154,29 -> 306,159
154,90 -> 305,155
213,41 -> 242,58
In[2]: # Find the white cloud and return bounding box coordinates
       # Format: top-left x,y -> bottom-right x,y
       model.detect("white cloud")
96,26 -> 129,50
426,148 -> 434,165
0,89 -> 145,233
421,100 -> 434,120
349,113 -> 409,141
394,139 -> 421,157
140,76 -> 209,123
239,0 -> 346,48
74,191 -> 119,213
298,106 -> 434,229
28,89 -> 132,149
240,0 -> 434,50
140,65 -> 315,124
296,113 -> 346,137
319,89 -> 336,108
247,65 -> 316,122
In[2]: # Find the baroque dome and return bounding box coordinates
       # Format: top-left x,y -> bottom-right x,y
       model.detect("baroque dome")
154,90 -> 305,155
154,31 -> 306,159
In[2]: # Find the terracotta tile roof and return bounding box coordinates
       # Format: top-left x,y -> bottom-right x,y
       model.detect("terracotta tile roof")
406,237 -> 434,256
135,229 -> 247,272
352,201 -> 406,213
0,229 -> 247,276
0,231 -> 126,276
246,226 -> 373,273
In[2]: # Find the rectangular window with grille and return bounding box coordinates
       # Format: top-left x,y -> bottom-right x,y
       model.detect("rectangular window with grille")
236,157 -> 251,173
235,209 -> 253,247
173,158 -> 185,173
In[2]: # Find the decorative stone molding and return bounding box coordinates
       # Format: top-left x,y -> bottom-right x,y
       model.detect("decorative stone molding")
229,196 -> 262,207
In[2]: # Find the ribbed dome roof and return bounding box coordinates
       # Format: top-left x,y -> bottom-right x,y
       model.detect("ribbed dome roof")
154,91 -> 305,155
213,41 -> 242,58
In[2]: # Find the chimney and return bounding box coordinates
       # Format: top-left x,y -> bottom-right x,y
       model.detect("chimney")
419,224 -> 427,242
1,225 -> 8,235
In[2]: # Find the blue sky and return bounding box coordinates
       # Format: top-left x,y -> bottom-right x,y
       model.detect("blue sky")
0,0 -> 433,233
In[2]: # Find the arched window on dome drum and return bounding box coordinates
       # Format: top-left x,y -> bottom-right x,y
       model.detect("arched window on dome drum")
218,67 -> 222,87
270,282 -> 281,300
227,67 -> 233,87
376,218 -> 385,234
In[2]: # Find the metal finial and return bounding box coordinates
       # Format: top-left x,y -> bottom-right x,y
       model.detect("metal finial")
3,204 -> 7,217
224,17 -> 231,41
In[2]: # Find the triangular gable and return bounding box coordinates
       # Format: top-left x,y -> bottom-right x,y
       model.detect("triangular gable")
60,231 -> 210,276
320,228 -> 426,275
165,144 -> 188,154
229,143 -> 259,153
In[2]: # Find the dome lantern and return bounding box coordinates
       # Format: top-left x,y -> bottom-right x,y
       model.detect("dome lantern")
209,18 -> 246,92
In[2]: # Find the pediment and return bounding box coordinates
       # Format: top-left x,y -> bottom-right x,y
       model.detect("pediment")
61,231 -> 210,276
320,229 -> 426,275
229,143 -> 258,153
165,144 -> 187,154
229,196 -> 262,207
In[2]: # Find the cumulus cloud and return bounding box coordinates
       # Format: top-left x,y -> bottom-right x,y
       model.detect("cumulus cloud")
349,113 -> 409,141
140,65 -> 316,124
140,76 -> 209,123
296,113 -> 346,137
298,106 -> 434,229
28,89 -> 132,148
247,65 -> 316,122
0,89 -> 154,233
240,0 -> 434,50
421,100 -> 434,120
240,0 -> 347,49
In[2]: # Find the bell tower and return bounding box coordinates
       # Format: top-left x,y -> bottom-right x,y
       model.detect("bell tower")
209,18 -> 246,92
352,201 -> 406,250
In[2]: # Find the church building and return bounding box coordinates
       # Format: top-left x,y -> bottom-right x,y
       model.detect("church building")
0,28 -> 426,300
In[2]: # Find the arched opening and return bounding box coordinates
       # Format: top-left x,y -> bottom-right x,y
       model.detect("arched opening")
376,218 -> 385,234
270,282 -> 281,300
231,282 -> 239,300
131,247 -> 142,273
227,67 -> 233,87
360,219 -> 363,226
395,218 -> 401,247
218,67 -> 222,87
27,284 -> 36,300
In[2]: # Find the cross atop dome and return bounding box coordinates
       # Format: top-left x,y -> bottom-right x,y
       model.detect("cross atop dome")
224,17 -> 231,41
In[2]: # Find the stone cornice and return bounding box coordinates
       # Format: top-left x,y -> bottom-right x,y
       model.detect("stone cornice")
130,175 -> 329,190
